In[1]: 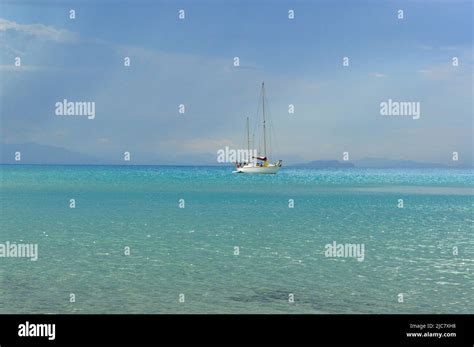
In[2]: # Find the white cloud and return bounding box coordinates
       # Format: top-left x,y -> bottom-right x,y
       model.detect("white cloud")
0,18 -> 78,42
417,65 -> 459,79
416,45 -> 433,50
0,64 -> 60,71
163,138 -> 237,153
369,72 -> 388,78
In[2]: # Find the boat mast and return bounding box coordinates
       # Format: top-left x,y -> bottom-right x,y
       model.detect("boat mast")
262,82 -> 267,157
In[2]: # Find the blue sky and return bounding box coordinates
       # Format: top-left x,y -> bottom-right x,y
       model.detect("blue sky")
0,0 -> 472,164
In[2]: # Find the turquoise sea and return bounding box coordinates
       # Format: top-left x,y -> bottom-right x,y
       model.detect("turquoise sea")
0,165 -> 472,314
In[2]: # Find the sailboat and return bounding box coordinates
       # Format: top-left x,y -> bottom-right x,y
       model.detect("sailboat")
235,82 -> 282,174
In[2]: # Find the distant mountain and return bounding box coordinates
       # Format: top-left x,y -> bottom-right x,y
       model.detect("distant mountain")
0,143 -> 229,166
353,157 -> 457,169
2,144 -> 471,169
291,160 -> 355,169
0,143 -> 102,164
290,157 -> 471,169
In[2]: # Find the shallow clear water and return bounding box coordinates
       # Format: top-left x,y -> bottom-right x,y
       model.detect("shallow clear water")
0,165 -> 472,313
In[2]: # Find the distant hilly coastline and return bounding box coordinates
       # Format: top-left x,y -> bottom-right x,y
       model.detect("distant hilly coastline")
0,142 -> 219,166
0,143 -> 103,165
292,160 -> 355,169
0,143 -> 472,168
352,157 -> 465,169
292,158 -> 471,169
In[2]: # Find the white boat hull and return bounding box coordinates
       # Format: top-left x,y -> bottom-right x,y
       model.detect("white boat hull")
236,165 -> 281,174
